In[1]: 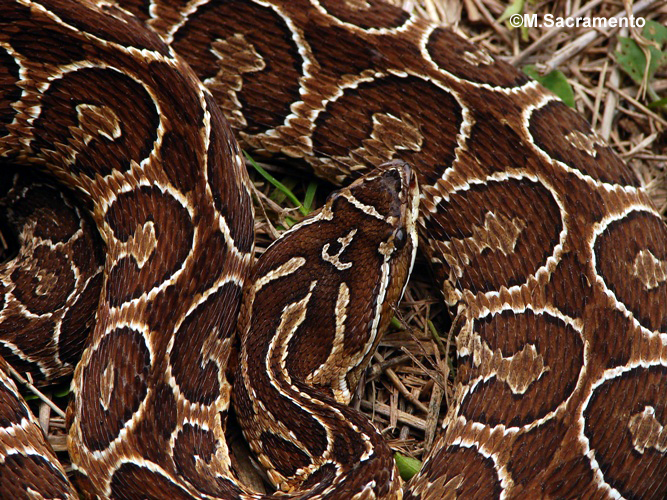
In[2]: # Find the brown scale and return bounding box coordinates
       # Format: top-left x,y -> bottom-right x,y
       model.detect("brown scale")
0,0 -> 666,498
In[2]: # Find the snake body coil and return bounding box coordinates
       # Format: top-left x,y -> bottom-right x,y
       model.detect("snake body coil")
0,0 -> 666,498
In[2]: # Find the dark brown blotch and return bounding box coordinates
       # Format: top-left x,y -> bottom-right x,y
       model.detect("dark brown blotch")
170,283 -> 241,405
405,444 -> 503,499
312,75 -> 462,187
110,462 -> 195,500
32,67 -> 159,180
529,101 -> 640,187
11,245 -> 75,315
318,0 -> 411,30
41,0 -> 169,55
79,327 -> 151,452
428,28 -> 529,88
507,418 -> 593,492
583,365 -> 667,498
542,250 -> 593,320
105,185 -> 194,307
459,309 -> 584,428
205,94 -> 254,253
0,378 -> 30,428
0,46 -> 21,137
172,0 -> 302,134
59,272 -> 102,368
260,431 -> 311,478
594,210 -> 667,332
430,177 -> 563,295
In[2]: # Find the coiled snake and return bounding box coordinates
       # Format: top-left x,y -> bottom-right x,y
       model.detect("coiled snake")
1,0 -> 666,498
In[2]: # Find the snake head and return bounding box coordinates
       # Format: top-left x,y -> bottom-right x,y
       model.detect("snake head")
245,159 -> 419,403
236,162 -> 418,495
337,159 -> 420,309
320,159 -> 419,395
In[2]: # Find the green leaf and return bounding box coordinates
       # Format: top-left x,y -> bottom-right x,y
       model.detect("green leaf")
616,22 -> 667,86
523,66 -> 575,108
394,452 -> 422,481
616,37 -> 665,85
269,177 -> 297,205
498,0 -> 525,24
643,20 -> 667,45
616,37 -> 647,84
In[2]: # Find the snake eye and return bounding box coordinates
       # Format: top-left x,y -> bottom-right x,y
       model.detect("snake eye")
394,228 -> 407,251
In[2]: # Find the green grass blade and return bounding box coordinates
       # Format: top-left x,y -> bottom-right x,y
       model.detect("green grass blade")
244,151 -> 308,216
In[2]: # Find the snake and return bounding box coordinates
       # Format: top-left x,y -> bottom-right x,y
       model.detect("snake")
1,0 -> 666,498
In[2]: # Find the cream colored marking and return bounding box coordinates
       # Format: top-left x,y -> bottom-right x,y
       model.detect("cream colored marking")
470,211 -> 525,256
439,211 -> 526,280
110,221 -> 157,269
322,229 -> 357,271
422,473 -> 464,500
341,112 -> 424,170
344,0 -> 371,9
307,282 -> 352,403
565,129 -> 602,157
628,406 -> 667,453
397,178 -> 420,306
75,104 -> 122,145
632,249 -> 667,290
218,210 -> 254,261
460,321 -> 549,394
407,439 -> 508,499
362,252 -> 392,380
351,482 -> 377,500
487,344 -> 548,394
204,34 -> 266,129
23,254 -> 58,296
462,49 -> 494,66
277,203 -> 335,240
99,362 -> 115,412
254,257 -> 306,292
341,192 -> 385,221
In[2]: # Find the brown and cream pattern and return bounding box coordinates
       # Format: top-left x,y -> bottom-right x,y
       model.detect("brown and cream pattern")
0,0 -> 666,498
